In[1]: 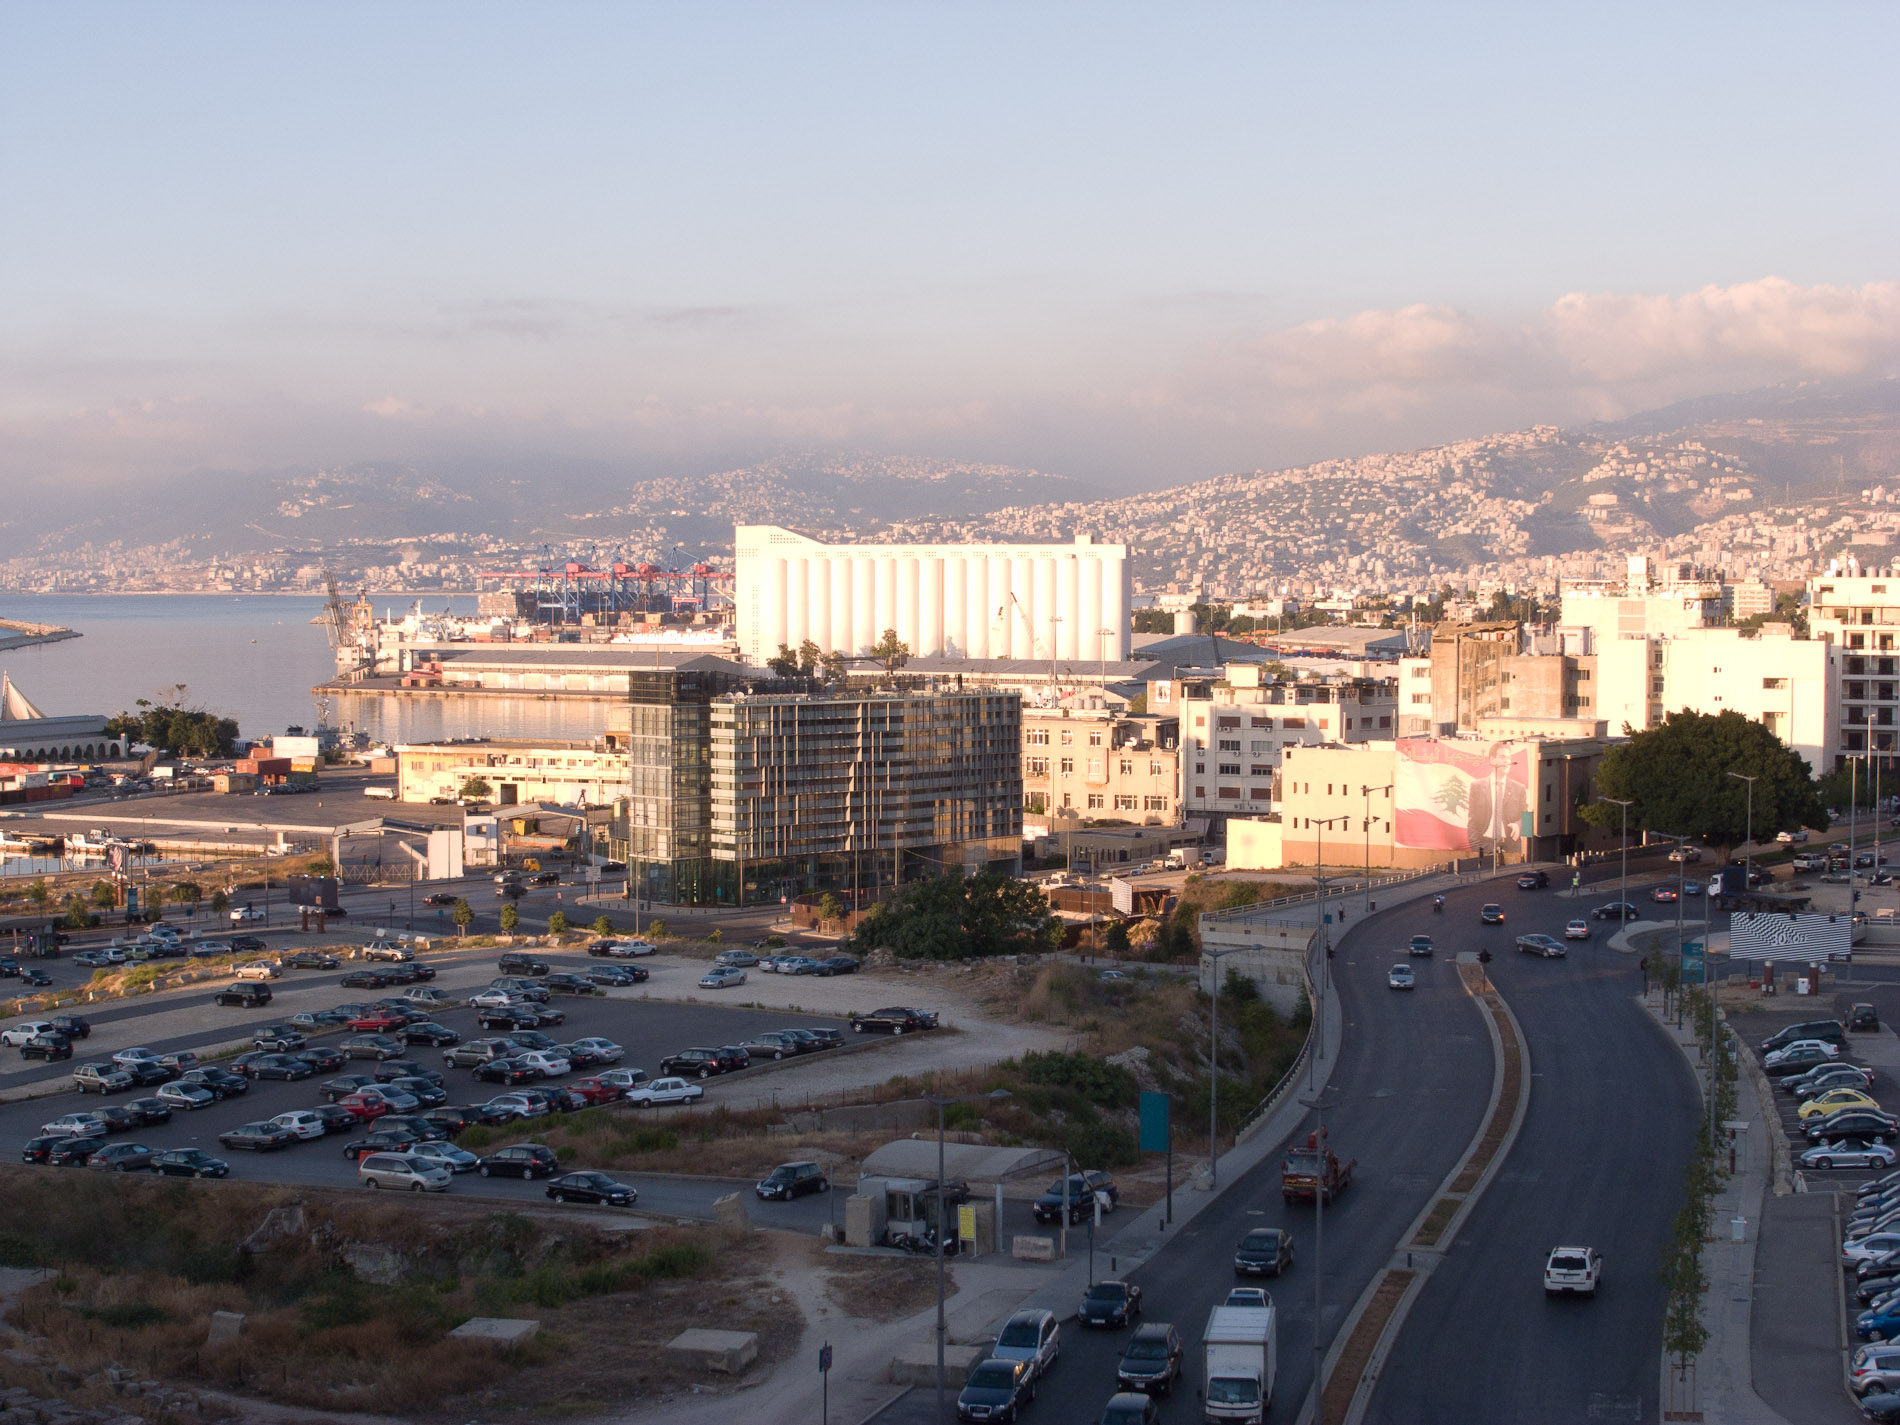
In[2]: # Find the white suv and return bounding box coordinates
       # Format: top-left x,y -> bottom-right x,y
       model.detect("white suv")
989,1309 -> 1060,1383
1543,1245 -> 1602,1297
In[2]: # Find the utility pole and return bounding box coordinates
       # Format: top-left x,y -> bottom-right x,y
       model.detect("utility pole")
1310,815 -> 1350,1094
1599,797 -> 1633,928
1728,772 -> 1757,892
1361,783 -> 1392,918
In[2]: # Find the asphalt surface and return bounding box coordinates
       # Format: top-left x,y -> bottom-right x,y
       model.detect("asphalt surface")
878,885 -> 1497,1425
1363,880 -> 1701,1425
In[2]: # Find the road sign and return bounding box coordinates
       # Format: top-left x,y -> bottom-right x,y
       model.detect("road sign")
1138,1091 -> 1170,1152
819,1343 -> 832,1373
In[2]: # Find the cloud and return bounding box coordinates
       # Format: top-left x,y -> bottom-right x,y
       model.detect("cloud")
363,396 -> 423,417
1196,277 -> 1900,429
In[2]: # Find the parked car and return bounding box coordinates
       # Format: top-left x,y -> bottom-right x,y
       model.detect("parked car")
217,1121 -> 298,1152
1078,1279 -> 1142,1328
624,1076 -> 703,1107
151,1148 -> 230,1178
20,1033 -> 71,1062
72,1063 -> 133,1095
850,1006 -> 938,1035
586,939 -> 656,958
269,1111 -> 330,1142
659,1048 -> 730,1079
713,949 -> 760,969
497,953 -> 550,977
546,1171 -> 638,1206
285,950 -> 340,970
1763,1020 -> 1849,1054
595,1067 -> 652,1096
586,964 -> 647,986
359,1152 -> 452,1192
181,1067 -> 249,1099
214,984 -> 272,1008
756,1161 -> 830,1200
477,1144 -> 561,1179
567,1037 -> 623,1064
698,967 -> 747,989
155,1082 -> 217,1112
1,1020 -> 58,1048
124,1097 -> 173,1126
45,1136 -> 107,1167
1033,1171 -> 1119,1225
251,1025 -> 307,1053
1810,1112 -> 1900,1143
813,956 -> 861,976
1851,1345 -> 1900,1400
343,1034 -> 406,1061
1800,1089 -> 1885,1120
542,973 -> 600,997
1803,1139 -> 1899,1171
1232,1226 -> 1294,1277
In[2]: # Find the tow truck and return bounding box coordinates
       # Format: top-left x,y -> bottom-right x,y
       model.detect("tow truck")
1280,1127 -> 1355,1205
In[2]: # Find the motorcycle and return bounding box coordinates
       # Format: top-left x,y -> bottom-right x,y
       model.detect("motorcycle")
1432,896 -> 1445,913
890,1229 -> 941,1256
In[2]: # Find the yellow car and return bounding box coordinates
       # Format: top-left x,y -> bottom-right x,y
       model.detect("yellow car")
1798,1088 -> 1882,1120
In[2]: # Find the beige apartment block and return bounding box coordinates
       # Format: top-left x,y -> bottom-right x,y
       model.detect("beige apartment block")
1020,707 -> 1179,823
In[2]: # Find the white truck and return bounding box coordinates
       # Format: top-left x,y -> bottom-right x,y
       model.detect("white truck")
1202,1301 -> 1276,1424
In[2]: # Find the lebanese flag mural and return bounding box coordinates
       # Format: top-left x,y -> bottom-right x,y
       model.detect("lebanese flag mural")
1394,739 -> 1529,851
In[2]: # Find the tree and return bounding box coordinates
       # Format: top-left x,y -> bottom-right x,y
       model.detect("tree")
706,926 -> 723,943
459,775 -> 492,801
817,892 -> 845,926
498,903 -> 520,933
1578,709 -> 1824,849
848,869 -> 1062,961
451,898 -> 474,936
592,914 -> 614,936
90,881 -> 116,910
821,650 -> 849,684
797,638 -> 822,676
767,644 -> 801,678
24,880 -> 49,912
63,897 -> 91,930
548,910 -> 568,936
210,888 -> 229,917
1102,919 -> 1131,955
170,882 -> 203,917
870,628 -> 910,682
106,694 -> 239,757
647,919 -> 667,938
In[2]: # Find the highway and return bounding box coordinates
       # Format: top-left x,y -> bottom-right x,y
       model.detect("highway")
1363,880 -> 1700,1424
876,886 -> 1497,1425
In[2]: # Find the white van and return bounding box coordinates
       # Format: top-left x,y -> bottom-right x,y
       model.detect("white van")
362,786 -> 397,800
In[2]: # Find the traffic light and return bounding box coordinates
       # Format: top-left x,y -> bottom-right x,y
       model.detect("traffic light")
1477,948 -> 1493,964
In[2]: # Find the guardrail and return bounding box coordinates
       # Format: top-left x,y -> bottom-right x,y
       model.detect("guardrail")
1198,866 -> 1443,927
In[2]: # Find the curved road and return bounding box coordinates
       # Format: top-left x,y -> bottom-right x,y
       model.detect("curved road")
1365,879 -> 1700,1425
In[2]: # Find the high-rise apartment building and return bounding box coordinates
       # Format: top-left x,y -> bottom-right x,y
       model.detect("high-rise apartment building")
1809,571 -> 1900,773
1020,706 -> 1179,823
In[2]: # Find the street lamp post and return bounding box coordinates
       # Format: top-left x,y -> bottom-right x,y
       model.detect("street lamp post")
1203,944 -> 1253,1191
1361,783 -> 1392,918
1598,797 -> 1633,927
924,1087 -> 1011,1425
1309,816 -> 1350,1094
1728,772 -> 1757,891
1300,1092 -> 1337,1409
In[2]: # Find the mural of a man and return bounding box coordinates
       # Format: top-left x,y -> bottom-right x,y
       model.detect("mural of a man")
1466,743 -> 1527,857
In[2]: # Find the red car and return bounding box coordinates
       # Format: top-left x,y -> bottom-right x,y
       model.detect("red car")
348,1011 -> 408,1033
337,1091 -> 394,1123
566,1077 -> 623,1106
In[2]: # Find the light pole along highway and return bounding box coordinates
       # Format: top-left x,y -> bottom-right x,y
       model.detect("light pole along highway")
1360,782 -> 1393,919
923,1087 -> 1012,1425
1597,795 -> 1633,926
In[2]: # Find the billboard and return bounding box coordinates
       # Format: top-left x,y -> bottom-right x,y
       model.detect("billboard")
1729,912 -> 1853,963
1395,739 -> 1531,853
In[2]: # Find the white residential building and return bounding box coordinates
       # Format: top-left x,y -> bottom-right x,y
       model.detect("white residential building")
1808,570 -> 1900,773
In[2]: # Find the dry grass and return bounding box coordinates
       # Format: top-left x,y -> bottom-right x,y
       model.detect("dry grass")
821,1251 -> 946,1320
482,1106 -> 893,1181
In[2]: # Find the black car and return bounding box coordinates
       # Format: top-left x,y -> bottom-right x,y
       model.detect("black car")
94,1103 -> 145,1134
497,953 -> 551,980
490,977 -> 552,1003
401,1022 -> 461,1047
385,1077 -> 448,1107
20,1033 -> 72,1062
1811,1112 -> 1900,1142
48,1015 -> 90,1040
180,1067 -> 249,1099
546,1172 -> 638,1206
496,883 -> 525,901
319,1074 -> 380,1101
251,1025 -> 307,1053
248,1054 -> 314,1082
478,1007 -> 543,1031
1079,1279 -> 1142,1328
425,893 -> 458,906
542,974 -> 600,997
756,1161 -> 830,1200
530,871 -> 561,887
214,984 -> 272,1008
659,1048 -> 727,1079
1116,1323 -> 1184,1395
339,970 -> 397,990
1515,870 -> 1549,890
18,968 -> 50,987
125,1097 -> 174,1127
372,1057 -> 443,1083
506,1030 -> 561,1052
586,965 -> 647,986
343,1034 -> 406,1061
424,1106 -> 485,1136
284,949 -> 339,969
343,1130 -> 418,1162
121,1060 -> 175,1088
296,1046 -> 349,1073
477,1144 -> 561,1179
850,1006 -> 938,1034
1590,902 -> 1641,922
956,1358 -> 1035,1422
1855,1004 -> 1883,1032
229,936 -> 269,954
311,1104 -> 360,1134
218,1121 -> 297,1152
1233,1226 -> 1294,1277
474,1058 -> 539,1086
1765,1046 -> 1842,1077
291,1009 -> 353,1029
558,1042 -> 606,1070
372,1114 -> 447,1143
804,1028 -> 844,1050
47,1135 -> 107,1166
812,956 -> 861,976
778,1029 -> 829,1054
21,1136 -> 61,1164
1033,1171 -> 1120,1224
444,1039 -> 521,1068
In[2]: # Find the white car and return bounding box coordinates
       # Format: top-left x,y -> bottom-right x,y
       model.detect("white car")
1802,1139 -> 1898,1171
1564,920 -> 1590,940
1844,1232 -> 1900,1267
234,961 -> 281,981
624,1076 -> 705,1107
1543,1245 -> 1603,1297
1777,830 -> 1810,844
1387,965 -> 1415,991
469,988 -> 520,1010
517,1051 -> 571,1078
568,1037 -> 623,1064
270,1111 -> 329,1142
41,1112 -> 107,1138
409,1141 -> 481,1173
698,967 -> 746,989
156,1082 -> 216,1110
110,1047 -> 162,1069
3,1022 -> 58,1048
230,905 -> 264,923
1766,1040 -> 1841,1067
145,924 -> 182,942
598,939 -> 655,958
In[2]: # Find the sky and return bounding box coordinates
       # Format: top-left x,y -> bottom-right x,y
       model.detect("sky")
3,2 -> 1898,502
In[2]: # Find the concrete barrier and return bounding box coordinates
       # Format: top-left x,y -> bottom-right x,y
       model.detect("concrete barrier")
666,1328 -> 759,1375
1010,1234 -> 1056,1262
889,1339 -> 983,1385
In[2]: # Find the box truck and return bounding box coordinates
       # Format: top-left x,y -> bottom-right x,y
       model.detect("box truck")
1202,1301 -> 1276,1423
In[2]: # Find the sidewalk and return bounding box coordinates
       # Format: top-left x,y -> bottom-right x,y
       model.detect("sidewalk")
1641,989 -> 1804,1425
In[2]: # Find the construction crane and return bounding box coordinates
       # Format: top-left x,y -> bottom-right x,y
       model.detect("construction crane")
992,594 -> 1063,706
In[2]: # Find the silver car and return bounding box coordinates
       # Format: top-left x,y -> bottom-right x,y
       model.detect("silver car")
989,1308 -> 1060,1383
358,1152 -> 452,1192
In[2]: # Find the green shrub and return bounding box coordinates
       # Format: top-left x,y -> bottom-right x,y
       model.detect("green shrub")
1063,1120 -> 1138,1168
624,1127 -> 679,1153
458,1125 -> 496,1151
1018,1051 -> 1138,1110
74,1301 -> 171,1329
